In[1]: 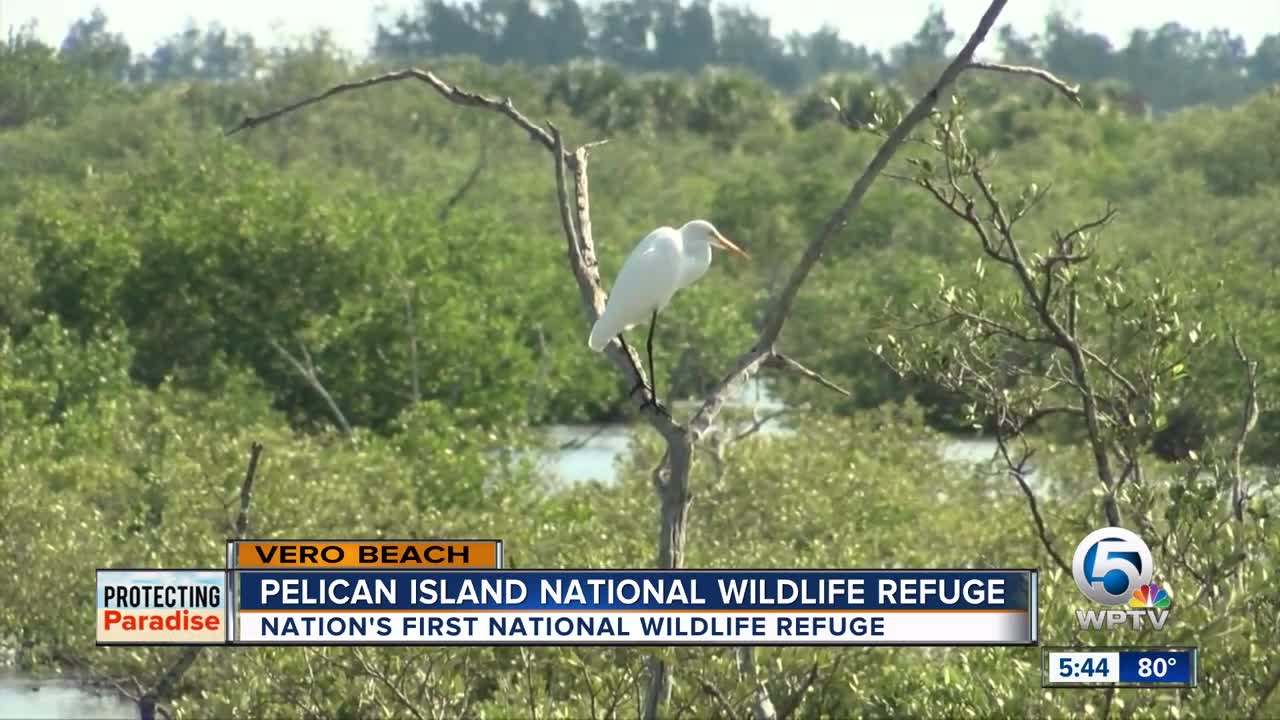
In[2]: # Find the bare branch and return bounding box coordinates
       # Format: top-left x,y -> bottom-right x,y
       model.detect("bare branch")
993,412 -> 1071,574
559,423 -> 610,451
234,441 -> 264,537
734,408 -> 791,443
437,142 -> 489,222
353,648 -> 430,720
764,352 -> 851,397
966,61 -> 1083,106
269,337 -> 353,436
691,0 -> 1013,440
1231,333 -> 1261,522
227,68 -> 557,152
1006,405 -> 1085,437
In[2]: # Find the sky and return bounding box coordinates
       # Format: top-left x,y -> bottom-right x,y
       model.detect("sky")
2,0 -> 1276,56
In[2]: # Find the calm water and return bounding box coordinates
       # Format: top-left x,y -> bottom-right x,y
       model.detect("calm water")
3,380 -> 1003,717
0,672 -> 133,719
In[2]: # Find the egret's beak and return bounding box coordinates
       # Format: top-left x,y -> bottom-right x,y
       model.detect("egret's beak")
713,231 -> 750,260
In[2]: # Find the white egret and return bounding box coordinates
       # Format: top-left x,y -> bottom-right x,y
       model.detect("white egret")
588,219 -> 749,409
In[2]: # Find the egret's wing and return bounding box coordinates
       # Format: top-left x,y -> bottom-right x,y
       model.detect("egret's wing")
588,228 -> 681,350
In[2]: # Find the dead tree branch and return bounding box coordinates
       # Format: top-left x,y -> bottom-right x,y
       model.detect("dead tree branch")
764,352 -> 851,397
1230,333 -> 1261,521
966,61 -> 1082,105
269,337 -> 353,436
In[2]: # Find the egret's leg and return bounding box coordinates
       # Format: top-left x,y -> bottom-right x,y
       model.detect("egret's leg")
617,336 -> 650,397
645,310 -> 660,403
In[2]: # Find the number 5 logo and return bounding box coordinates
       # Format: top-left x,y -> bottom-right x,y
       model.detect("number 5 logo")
1072,527 -> 1153,605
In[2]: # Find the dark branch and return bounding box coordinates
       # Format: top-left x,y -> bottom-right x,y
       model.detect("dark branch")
764,352 -> 851,397
994,416 -> 1071,574
437,142 -> 489,222
234,441 -> 264,537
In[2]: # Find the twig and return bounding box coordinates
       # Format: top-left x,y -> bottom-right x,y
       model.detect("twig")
558,423 -> 611,451
764,352 -> 851,397
994,418 -> 1071,574
353,648 -> 429,720
966,61 -> 1082,106
269,337 -> 354,435
437,142 -> 489,222
734,408 -> 790,443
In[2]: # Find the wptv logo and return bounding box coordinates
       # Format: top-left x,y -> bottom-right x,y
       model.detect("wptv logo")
1072,527 -> 1173,631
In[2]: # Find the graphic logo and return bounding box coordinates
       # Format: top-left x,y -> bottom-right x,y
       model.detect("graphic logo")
1072,527 -> 1172,631
1129,583 -> 1172,609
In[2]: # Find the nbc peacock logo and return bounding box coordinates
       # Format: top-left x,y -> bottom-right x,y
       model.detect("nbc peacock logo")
1129,582 -> 1173,610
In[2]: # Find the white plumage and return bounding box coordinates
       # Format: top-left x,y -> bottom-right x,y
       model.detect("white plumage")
589,219 -> 748,352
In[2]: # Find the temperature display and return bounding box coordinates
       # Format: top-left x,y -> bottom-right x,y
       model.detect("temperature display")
1043,647 -> 1197,688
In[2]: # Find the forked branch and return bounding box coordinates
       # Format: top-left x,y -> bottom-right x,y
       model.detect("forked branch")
269,337 -> 353,436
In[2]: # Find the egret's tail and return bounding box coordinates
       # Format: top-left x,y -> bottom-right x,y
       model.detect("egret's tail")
588,313 -> 617,352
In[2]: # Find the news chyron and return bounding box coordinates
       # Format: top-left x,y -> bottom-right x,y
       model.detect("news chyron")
96,539 -> 502,645
98,539 -> 1036,646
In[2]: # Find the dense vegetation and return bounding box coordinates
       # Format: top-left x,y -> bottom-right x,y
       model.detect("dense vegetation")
1,4 -> 1277,718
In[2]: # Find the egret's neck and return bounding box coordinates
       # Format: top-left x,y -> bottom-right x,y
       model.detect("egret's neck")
677,235 -> 713,289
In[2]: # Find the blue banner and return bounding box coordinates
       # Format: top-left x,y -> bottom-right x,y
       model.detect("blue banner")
235,569 -> 1033,612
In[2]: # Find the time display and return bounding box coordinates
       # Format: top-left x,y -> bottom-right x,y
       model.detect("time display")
1049,652 -> 1121,683
1043,648 -> 1197,688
